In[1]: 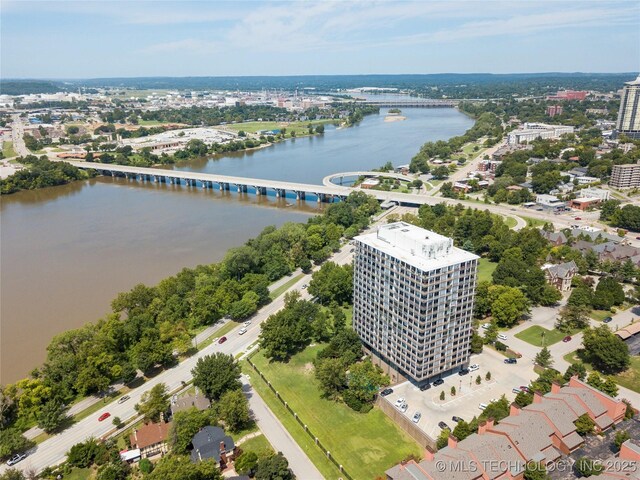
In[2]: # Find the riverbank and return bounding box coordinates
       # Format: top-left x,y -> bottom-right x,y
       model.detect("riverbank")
384,115 -> 406,122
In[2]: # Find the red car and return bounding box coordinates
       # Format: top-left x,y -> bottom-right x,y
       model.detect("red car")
520,386 -> 531,393
218,336 -> 227,344
574,217 -> 582,221
563,336 -> 572,342
98,412 -> 111,422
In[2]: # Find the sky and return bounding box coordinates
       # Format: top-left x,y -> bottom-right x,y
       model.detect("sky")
1,0 -> 639,79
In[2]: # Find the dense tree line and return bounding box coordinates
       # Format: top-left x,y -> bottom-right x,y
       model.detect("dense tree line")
0,156 -> 94,195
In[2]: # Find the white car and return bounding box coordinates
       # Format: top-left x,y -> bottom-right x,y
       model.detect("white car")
469,364 -> 480,372
243,320 -> 252,327
481,323 -> 491,330
301,284 -> 308,289
394,397 -> 405,408
498,334 -> 508,341
412,412 -> 422,423
400,403 -> 409,413
238,327 -> 247,335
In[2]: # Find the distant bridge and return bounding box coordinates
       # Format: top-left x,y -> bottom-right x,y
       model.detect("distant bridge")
67,161 -> 436,206
357,99 -> 458,108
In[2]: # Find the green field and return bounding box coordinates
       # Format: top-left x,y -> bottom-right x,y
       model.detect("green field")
563,351 -> 640,394
226,120 -> 334,136
505,217 -> 518,228
246,346 -> 421,479
238,434 -> 274,459
2,141 -> 17,158
521,216 -> 547,228
477,258 -> 497,283
515,325 -> 571,347
270,274 -> 306,300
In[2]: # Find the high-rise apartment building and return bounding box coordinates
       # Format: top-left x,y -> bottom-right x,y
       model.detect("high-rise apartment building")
352,222 -> 478,385
617,75 -> 640,139
610,162 -> 640,188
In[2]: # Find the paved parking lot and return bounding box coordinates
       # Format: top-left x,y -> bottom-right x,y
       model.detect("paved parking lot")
382,348 -> 537,439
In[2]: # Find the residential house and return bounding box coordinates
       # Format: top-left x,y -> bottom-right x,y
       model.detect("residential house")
386,377 -> 627,480
190,426 -> 237,469
543,261 -> 578,291
540,230 -> 568,246
130,421 -> 171,458
171,394 -> 211,416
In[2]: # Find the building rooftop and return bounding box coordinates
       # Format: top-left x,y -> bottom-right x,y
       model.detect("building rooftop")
355,222 -> 478,272
130,421 -> 171,450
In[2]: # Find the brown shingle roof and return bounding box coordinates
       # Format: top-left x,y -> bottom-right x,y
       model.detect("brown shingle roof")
130,421 -> 171,449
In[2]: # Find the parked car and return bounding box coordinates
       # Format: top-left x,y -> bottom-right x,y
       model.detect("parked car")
481,323 -> 491,330
400,403 -> 408,413
478,403 -> 488,410
451,416 -> 463,423
562,335 -> 572,342
603,317 -> 613,323
117,395 -> 130,404
243,320 -> 252,327
218,336 -> 227,344
575,217 -> 582,220
498,334 -> 508,341
394,397 -> 406,408
412,412 -> 422,423
238,327 -> 247,335
6,453 -> 27,466
301,284 -> 308,289
98,412 -> 111,422
420,383 -> 431,391
380,388 -> 393,397
504,358 -> 517,364
512,388 -> 522,394
458,368 -> 470,376
636,236 -> 640,241
438,421 -> 449,430
433,378 -> 445,386
520,386 -> 531,393
469,364 -> 480,372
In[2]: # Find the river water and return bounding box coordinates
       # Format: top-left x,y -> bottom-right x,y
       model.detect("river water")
0,108 -> 473,383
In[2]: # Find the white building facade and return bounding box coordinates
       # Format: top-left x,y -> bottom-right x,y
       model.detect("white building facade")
352,222 -> 478,385
617,75 -> 640,139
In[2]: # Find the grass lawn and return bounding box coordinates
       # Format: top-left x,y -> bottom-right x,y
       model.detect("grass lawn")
227,120 -> 334,136
270,274 -> 305,300
3,141 -> 17,158
477,258 -> 497,283
563,351 -> 640,394
246,346 -> 421,480
505,217 -> 518,229
65,468 -> 94,480
590,310 -> 615,322
238,434 -> 274,459
521,216 -> 547,228
515,325 -> 573,347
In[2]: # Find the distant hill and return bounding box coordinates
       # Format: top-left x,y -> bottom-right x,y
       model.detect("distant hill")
1,73 -> 636,97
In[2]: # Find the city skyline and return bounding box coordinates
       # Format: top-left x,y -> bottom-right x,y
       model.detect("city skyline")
2,0 -> 639,79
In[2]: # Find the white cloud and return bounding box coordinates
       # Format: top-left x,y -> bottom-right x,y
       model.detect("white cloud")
140,38 -> 220,54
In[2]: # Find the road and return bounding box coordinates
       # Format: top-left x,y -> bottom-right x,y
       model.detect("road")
241,378 -> 324,480
11,114 -> 30,157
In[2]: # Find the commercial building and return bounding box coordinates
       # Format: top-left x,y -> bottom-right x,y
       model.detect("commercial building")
507,123 -> 575,145
535,194 -> 566,211
547,90 -> 588,101
546,105 -> 563,117
386,377 -> 628,480
610,162 -> 640,188
352,222 -> 478,385
616,75 -> 640,139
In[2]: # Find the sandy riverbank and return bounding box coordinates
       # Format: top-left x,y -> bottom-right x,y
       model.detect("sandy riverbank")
384,115 -> 406,122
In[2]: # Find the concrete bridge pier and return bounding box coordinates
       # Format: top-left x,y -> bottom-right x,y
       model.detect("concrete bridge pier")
237,184 -> 248,193
295,191 -> 305,200
255,186 -> 267,195
316,193 -> 324,203
275,188 -> 286,198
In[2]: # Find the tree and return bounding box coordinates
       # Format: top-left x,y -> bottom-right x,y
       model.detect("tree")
148,455 -> 223,480
534,347 -> 553,368
135,383 -> 169,423
489,286 -> 530,327
432,166 -> 450,180
315,357 -> 347,399
582,326 -> 630,374
192,353 -> 242,401
514,391 -> 533,408
470,333 -> 484,354
0,429 -> 34,461
575,413 -> 596,436
255,453 -> 294,480
450,386 -> 456,396
614,430 -> 631,451
485,371 -> 491,381
593,277 -> 625,308
436,428 -> 451,449
97,461 -> 130,480
556,304 -> 590,332
139,458 -> 154,474
574,457 -> 603,477
229,291 -> 260,320
564,362 -> 587,381
440,391 -> 445,401
259,295 -> 316,361
308,262 -> 353,305
600,199 -> 622,221
524,461 -> 549,480
601,376 -> 619,397
0,469 -> 25,480
169,408 -> 216,454
235,451 -> 258,476
217,389 -> 250,432
344,360 -> 388,412
37,398 -> 69,433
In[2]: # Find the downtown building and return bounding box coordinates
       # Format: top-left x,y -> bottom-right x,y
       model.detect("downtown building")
617,74 -> 640,140
352,222 -> 478,385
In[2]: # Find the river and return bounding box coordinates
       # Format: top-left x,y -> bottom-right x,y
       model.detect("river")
0,107 -> 473,384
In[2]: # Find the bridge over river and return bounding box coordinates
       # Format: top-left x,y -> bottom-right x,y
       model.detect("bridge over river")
69,161 -> 437,206
358,99 -> 458,108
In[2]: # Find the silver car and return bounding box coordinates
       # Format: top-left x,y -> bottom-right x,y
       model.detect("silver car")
412,412 -> 422,423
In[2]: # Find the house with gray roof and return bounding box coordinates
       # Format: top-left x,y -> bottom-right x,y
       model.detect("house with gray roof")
542,260 -> 578,291
190,426 -> 237,469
